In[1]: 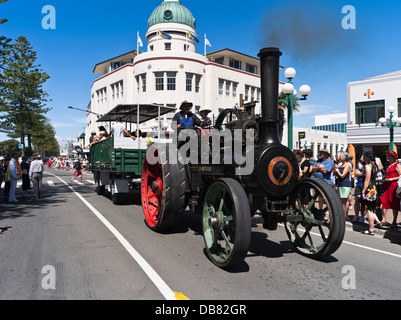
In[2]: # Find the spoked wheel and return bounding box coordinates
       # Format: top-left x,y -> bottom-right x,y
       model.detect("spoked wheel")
202,178 -> 251,268
141,143 -> 187,231
285,178 -> 345,258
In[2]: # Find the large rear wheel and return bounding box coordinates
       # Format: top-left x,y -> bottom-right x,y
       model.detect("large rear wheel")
285,178 -> 345,258
141,143 -> 187,231
202,178 -> 251,268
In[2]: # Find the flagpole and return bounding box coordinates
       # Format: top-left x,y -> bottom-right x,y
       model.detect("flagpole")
204,34 -> 207,56
186,32 -> 188,52
137,31 -> 139,55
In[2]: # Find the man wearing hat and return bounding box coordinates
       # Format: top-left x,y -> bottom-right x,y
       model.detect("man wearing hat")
198,106 -> 212,127
312,149 -> 334,185
172,100 -> 202,129
29,153 -> 44,200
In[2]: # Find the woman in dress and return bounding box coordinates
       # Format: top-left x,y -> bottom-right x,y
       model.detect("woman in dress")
334,152 -> 352,220
70,159 -> 84,183
380,150 -> 401,227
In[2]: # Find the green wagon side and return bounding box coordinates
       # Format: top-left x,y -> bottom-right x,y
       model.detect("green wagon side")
89,137 -> 145,175
87,103 -> 175,205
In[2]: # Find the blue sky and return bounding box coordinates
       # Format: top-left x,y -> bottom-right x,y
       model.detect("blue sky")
1,0 -> 401,147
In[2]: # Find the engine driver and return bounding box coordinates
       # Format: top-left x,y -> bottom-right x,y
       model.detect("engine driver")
172,100 -> 202,129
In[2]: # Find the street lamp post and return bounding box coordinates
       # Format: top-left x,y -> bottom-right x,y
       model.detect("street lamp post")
67,106 -> 102,117
279,67 -> 311,150
378,105 -> 400,152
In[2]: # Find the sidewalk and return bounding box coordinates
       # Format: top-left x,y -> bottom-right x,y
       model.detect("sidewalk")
346,203 -> 401,242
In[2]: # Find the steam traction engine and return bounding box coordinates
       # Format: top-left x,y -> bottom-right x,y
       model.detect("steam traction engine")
141,48 -> 345,268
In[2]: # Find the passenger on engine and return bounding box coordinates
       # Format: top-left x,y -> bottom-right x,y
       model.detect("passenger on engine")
172,100 -> 202,129
110,116 -> 136,140
198,106 -> 212,127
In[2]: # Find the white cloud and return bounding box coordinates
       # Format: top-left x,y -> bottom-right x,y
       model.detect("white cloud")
51,117 -> 86,128
0,132 -> 8,141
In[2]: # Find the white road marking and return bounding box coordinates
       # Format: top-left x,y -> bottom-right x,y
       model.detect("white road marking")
47,181 -> 55,187
340,239 -> 401,259
46,172 -> 177,300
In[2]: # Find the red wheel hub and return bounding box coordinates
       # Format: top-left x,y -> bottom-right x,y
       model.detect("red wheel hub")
141,158 -> 164,227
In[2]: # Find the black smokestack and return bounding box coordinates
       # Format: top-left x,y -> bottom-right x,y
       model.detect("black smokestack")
257,47 -> 282,146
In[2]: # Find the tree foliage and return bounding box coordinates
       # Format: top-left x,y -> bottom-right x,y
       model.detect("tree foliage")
0,138 -> 19,156
0,36 -> 58,155
0,0 -> 11,25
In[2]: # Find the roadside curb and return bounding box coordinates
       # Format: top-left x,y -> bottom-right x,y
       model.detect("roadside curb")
345,220 -> 401,243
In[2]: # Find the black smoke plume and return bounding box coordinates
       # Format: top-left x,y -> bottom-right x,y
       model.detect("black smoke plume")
260,1 -> 359,60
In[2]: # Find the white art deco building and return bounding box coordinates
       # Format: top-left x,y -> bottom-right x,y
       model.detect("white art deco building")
84,0 -> 277,143
347,70 -> 401,162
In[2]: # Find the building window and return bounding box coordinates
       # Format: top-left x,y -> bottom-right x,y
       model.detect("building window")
355,99 -> 385,124
195,75 -> 201,93
229,58 -> 241,70
165,43 -> 171,50
215,57 -> 224,65
218,79 -> 224,95
184,44 -> 189,51
141,74 -> 146,92
398,98 -> 401,117
246,63 -> 257,74
155,72 -> 164,91
186,73 -> 193,91
96,87 -> 107,104
135,76 -> 140,93
167,72 -> 176,90
150,45 -> 154,51
226,81 -> 231,96
232,82 -> 238,97
155,72 -> 176,91
245,85 -> 250,101
111,61 -> 121,70
111,81 -> 123,99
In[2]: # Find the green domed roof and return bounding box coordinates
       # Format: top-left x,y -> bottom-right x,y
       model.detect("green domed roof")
148,1 -> 196,29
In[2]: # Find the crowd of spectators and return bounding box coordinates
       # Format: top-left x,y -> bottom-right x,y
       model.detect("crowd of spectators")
295,148 -> 401,235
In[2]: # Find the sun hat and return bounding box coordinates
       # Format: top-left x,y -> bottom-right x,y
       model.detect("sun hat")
179,100 -> 193,109
319,148 -> 330,156
199,106 -> 212,113
32,153 -> 41,159
386,150 -> 398,158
